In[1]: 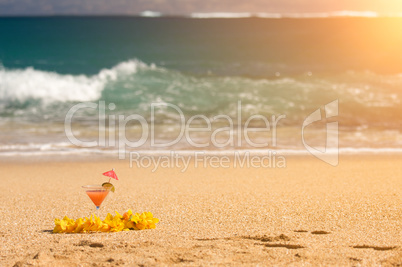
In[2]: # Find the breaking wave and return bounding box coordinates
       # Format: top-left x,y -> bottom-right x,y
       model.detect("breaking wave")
0,59 -> 401,131
0,59 -> 152,104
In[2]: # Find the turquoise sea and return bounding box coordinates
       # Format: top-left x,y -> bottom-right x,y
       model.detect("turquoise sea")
0,17 -> 401,156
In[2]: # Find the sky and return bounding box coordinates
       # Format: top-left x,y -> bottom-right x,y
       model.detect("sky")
0,0 -> 402,16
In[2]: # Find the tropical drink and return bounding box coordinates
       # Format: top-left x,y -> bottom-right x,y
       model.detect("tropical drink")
82,169 -> 118,211
86,188 -> 109,208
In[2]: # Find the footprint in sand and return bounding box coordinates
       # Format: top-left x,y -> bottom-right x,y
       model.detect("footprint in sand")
264,244 -> 304,249
243,234 -> 304,249
311,231 -> 331,235
353,245 -> 397,251
76,240 -> 104,248
294,230 -> 331,234
243,234 -> 291,242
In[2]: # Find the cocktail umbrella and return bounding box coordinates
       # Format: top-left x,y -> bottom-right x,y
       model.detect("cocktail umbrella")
103,168 -> 118,182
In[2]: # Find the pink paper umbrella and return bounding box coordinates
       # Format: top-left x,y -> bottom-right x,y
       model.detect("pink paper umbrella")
103,168 -> 118,182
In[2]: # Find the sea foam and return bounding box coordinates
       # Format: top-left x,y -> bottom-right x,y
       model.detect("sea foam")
0,59 -> 150,104
189,11 -> 388,19
140,10 -> 162,17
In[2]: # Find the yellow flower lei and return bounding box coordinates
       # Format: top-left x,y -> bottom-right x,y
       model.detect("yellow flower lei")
53,210 -> 159,233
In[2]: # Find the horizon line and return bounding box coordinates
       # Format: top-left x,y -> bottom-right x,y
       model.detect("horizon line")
1,10 -> 402,19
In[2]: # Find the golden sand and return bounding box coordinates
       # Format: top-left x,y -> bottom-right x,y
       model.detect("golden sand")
0,155 -> 401,266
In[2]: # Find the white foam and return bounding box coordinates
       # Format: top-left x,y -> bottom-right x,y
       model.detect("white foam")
123,148 -> 402,156
0,59 -> 149,104
0,142 -> 72,151
191,12 -> 253,19
255,13 -> 283,19
331,11 -> 378,17
189,11 -> 386,19
2,145 -> 402,157
140,10 -> 162,17
283,11 -> 379,18
0,148 -> 118,157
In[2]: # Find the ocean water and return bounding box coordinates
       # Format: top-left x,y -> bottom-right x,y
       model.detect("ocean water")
0,17 -> 402,156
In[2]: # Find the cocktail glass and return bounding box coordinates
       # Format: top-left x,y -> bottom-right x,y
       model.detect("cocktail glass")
82,185 -> 111,211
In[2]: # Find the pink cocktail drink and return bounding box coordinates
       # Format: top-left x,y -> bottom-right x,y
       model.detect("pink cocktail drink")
82,185 -> 111,210
86,190 -> 109,208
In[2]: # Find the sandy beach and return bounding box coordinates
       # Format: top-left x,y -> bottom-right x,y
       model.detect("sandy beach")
0,154 -> 400,266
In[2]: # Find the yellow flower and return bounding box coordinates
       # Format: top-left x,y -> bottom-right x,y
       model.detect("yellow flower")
122,209 -> 133,221
53,210 -> 159,233
100,223 -> 111,232
114,211 -> 122,219
125,220 -> 135,229
53,218 -> 63,233
82,215 -> 95,232
74,218 -> 84,233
